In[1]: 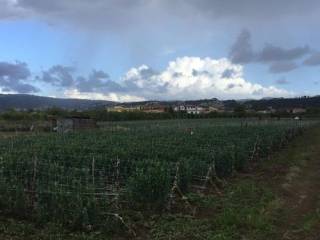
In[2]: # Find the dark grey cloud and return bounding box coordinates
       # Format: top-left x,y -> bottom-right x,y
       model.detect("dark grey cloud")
38,65 -> 126,94
225,83 -> 243,90
303,52 -> 320,66
258,44 -> 310,62
73,65 -> 167,98
275,77 -> 289,85
226,83 -> 236,90
192,69 -> 211,77
15,0 -> 318,24
41,65 -> 75,87
172,72 -> 183,78
229,30 -> 315,75
1,0 -> 319,31
0,61 -> 38,93
183,0 -> 320,21
138,67 -> 159,79
269,62 -> 298,73
0,61 -> 30,79
0,0 -> 28,19
229,29 -> 255,64
18,0 -> 64,12
5,83 -> 38,93
10,0 -> 149,30
76,70 -> 109,92
230,30 -> 311,65
221,69 -> 236,78
1,0 -> 320,74
76,70 -> 123,92
17,0 -> 145,13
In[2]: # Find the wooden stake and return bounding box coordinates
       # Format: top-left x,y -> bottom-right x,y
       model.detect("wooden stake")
92,157 -> 95,186
167,161 -> 195,214
105,212 -> 136,237
250,136 -> 259,162
31,155 -> 38,209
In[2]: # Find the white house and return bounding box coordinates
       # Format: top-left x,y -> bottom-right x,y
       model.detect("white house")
174,105 -> 208,114
186,106 -> 204,114
173,105 -> 186,112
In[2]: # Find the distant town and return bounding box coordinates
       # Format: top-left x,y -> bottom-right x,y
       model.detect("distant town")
106,102 -> 307,115
1,94 -> 320,117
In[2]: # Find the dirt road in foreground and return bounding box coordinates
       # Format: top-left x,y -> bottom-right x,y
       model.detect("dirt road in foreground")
273,126 -> 320,239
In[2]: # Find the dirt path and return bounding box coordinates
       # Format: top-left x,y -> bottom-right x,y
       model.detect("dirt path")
274,127 -> 320,239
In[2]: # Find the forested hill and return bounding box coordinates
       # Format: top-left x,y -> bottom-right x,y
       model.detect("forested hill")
241,96 -> 320,110
0,94 -> 115,111
1,94 -> 320,112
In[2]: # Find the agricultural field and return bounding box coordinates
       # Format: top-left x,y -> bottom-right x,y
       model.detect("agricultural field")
0,118 -> 315,237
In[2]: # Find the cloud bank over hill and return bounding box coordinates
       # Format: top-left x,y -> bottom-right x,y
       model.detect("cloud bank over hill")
0,57 -> 291,101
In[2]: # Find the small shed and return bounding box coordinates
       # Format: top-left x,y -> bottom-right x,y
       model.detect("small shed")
52,116 -> 97,133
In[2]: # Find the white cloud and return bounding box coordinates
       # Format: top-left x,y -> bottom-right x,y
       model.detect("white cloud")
121,56 -> 291,100
64,89 -> 145,102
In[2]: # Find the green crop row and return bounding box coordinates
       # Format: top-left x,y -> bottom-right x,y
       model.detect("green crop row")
0,119 -> 312,230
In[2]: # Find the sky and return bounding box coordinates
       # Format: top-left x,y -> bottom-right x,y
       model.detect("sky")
0,0 -> 320,102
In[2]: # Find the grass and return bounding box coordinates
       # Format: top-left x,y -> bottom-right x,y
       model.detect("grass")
0,216 -> 115,240
150,181 -> 278,240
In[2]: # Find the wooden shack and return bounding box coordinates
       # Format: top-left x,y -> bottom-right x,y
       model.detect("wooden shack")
52,116 -> 97,133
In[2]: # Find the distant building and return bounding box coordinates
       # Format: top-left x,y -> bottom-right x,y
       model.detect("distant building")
207,106 -> 221,113
256,107 -> 276,114
107,104 -> 168,113
186,106 -> 202,114
174,105 -> 219,114
106,106 -> 125,112
107,106 -> 142,112
52,117 -> 97,133
141,105 -> 166,113
257,110 -> 270,114
291,108 -> 306,114
173,105 -> 186,112
267,106 -> 276,113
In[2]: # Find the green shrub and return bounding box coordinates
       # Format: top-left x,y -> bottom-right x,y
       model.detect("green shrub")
126,160 -> 171,208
